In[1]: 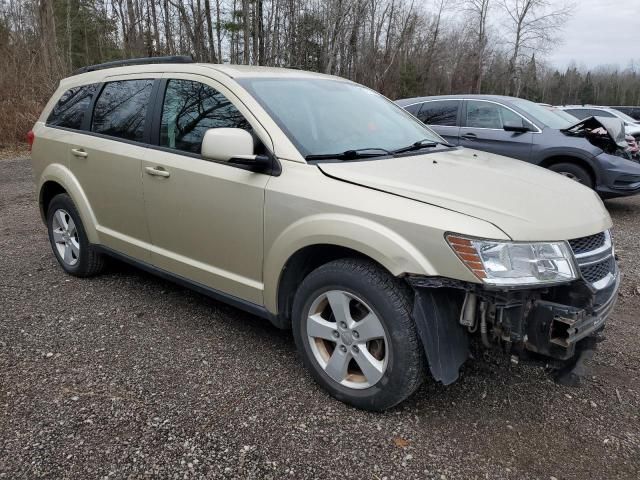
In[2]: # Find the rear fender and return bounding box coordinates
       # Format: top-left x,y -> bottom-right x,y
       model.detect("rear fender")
39,163 -> 99,244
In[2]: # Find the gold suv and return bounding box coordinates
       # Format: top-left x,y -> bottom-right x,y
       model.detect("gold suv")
31,56 -> 619,410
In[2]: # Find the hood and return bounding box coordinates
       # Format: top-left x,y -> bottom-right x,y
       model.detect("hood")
562,116 -> 628,149
318,148 -> 612,241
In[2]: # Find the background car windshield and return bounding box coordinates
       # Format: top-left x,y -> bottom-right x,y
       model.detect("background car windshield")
239,78 -> 441,157
510,98 -> 572,129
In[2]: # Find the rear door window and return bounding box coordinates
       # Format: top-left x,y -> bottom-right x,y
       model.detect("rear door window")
47,84 -> 97,129
160,79 -> 250,154
417,101 -> 460,126
91,79 -> 154,142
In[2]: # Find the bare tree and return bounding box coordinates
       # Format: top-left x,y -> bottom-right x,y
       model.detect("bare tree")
462,0 -> 490,93
501,0 -> 572,96
1,0 -> 639,147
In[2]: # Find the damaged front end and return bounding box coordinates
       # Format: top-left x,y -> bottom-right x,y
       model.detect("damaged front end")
562,116 -> 640,161
408,230 -> 619,385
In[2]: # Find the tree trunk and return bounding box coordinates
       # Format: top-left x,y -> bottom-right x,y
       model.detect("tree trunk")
242,0 -> 250,64
204,0 -> 218,62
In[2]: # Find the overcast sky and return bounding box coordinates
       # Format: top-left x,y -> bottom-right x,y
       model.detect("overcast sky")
546,0 -> 640,70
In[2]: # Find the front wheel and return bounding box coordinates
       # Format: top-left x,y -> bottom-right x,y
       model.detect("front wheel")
549,163 -> 593,189
292,259 -> 426,411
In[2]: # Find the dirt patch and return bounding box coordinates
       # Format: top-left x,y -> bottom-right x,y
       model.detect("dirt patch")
0,145 -> 30,161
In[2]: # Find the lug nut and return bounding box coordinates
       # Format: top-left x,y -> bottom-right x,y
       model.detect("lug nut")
352,345 -> 359,354
339,321 -> 347,329
339,345 -> 347,353
332,330 -> 339,339
352,331 -> 359,339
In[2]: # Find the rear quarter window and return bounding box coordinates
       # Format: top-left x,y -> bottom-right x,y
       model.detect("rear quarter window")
46,84 -> 97,129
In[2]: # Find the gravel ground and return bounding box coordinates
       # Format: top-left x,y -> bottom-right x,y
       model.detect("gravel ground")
1,156 -> 639,479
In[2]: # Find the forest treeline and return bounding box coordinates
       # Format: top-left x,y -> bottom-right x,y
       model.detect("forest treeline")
1,0 -> 640,145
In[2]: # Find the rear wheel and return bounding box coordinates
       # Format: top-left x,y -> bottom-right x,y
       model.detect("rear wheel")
46,193 -> 105,277
292,258 -> 426,411
549,162 -> 593,188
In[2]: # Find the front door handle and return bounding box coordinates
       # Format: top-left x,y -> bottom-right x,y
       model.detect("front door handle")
145,166 -> 170,178
461,133 -> 478,139
71,148 -> 88,158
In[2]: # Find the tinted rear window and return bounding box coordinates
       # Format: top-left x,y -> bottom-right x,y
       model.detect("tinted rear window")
47,84 -> 97,129
91,80 -> 154,141
417,101 -> 460,126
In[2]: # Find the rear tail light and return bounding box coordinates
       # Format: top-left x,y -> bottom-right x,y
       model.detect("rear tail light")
27,130 -> 35,151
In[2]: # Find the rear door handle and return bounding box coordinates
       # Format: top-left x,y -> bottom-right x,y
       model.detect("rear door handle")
145,166 -> 171,178
461,133 -> 478,139
71,148 -> 88,158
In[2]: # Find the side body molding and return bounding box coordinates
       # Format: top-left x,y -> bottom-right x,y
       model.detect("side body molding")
38,163 -> 99,244
263,213 -> 436,313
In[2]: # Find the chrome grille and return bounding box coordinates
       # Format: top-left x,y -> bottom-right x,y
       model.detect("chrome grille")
568,230 -> 616,290
568,232 -> 606,254
581,256 -> 615,283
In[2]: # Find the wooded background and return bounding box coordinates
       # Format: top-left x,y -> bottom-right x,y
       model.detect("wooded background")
1,0 -> 640,145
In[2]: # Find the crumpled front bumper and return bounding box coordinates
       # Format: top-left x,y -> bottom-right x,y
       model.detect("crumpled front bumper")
524,273 -> 619,360
408,268 -> 620,385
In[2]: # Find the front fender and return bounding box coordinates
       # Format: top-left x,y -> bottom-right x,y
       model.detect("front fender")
263,213 -> 435,313
38,163 -> 99,244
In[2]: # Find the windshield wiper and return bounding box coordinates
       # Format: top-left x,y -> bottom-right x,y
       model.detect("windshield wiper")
392,139 -> 454,154
305,147 -> 393,161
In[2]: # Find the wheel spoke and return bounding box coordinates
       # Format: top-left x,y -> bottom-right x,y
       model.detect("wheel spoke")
324,348 -> 351,383
307,313 -> 337,341
52,229 -> 65,244
55,210 -> 68,230
69,239 -> 80,258
353,348 -> 385,385
353,312 -> 384,342
67,218 -> 77,236
326,291 -> 352,326
63,244 -> 73,264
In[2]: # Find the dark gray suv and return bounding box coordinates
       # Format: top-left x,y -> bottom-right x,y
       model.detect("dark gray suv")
396,94 -> 640,198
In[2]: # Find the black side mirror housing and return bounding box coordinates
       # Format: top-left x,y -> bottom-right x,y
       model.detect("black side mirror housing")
228,154 -> 276,174
503,123 -> 530,133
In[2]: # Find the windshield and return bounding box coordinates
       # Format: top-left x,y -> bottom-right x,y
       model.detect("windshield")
238,78 -> 442,157
510,98 -> 573,129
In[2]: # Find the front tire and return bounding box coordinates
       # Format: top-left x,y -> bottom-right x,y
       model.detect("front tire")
292,258 -> 426,411
549,162 -> 593,188
46,193 -> 105,277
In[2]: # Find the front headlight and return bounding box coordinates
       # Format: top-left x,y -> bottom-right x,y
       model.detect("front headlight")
446,234 -> 578,286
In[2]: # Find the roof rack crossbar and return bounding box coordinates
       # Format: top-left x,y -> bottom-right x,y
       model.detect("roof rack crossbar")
72,55 -> 194,76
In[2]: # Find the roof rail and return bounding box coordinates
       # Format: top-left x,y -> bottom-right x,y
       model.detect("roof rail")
72,55 -> 194,76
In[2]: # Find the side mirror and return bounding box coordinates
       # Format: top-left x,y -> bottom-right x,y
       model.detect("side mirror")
201,127 -> 272,172
503,121 -> 530,133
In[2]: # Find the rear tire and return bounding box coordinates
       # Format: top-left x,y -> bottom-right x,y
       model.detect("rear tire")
549,163 -> 593,188
46,193 -> 105,277
292,258 -> 426,411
